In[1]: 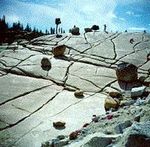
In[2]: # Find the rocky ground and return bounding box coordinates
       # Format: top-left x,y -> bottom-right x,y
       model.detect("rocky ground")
0,31 -> 149,147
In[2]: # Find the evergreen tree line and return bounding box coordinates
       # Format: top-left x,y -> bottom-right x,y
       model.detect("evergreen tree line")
0,15 -> 65,43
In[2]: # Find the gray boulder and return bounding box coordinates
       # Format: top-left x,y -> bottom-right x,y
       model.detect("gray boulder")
83,136 -> 112,147
131,86 -> 146,98
116,121 -> 150,147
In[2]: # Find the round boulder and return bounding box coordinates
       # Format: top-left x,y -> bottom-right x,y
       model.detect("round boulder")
70,26 -> 80,35
41,57 -> 51,71
116,62 -> 138,82
104,96 -> 120,111
52,45 -> 66,57
74,90 -> 84,98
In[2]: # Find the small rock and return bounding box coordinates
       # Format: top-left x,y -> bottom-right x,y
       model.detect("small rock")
131,86 -> 146,98
104,96 -> 120,111
134,115 -> 141,122
52,45 -> 66,57
107,114 -> 113,120
41,57 -> 51,71
69,131 -> 80,140
92,116 -> 99,122
116,62 -> 138,82
84,28 -> 92,33
91,25 -> 99,31
51,138 -> 69,147
114,120 -> 132,134
53,121 -> 66,128
74,90 -> 84,98
57,135 -> 66,140
109,91 -> 122,99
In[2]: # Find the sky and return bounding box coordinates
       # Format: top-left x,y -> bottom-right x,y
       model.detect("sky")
0,0 -> 150,32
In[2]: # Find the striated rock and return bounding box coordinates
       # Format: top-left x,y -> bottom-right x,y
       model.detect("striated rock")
53,121 -> 66,128
104,96 -> 120,111
74,90 -> 84,98
84,28 -> 92,33
116,62 -> 138,82
52,45 -> 66,57
41,57 -> 51,71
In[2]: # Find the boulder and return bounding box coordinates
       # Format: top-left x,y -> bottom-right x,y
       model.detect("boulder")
116,62 -> 138,82
104,96 -> 120,111
53,121 -> 66,128
69,131 -> 80,140
74,90 -> 84,98
70,26 -> 80,35
91,25 -> 99,31
84,28 -> 93,33
83,136 -> 112,147
125,121 -> 150,147
131,86 -> 146,98
41,57 -> 51,71
52,45 -> 66,57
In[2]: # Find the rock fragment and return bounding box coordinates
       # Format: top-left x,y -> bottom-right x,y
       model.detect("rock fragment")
74,90 -> 84,98
52,45 -> 66,57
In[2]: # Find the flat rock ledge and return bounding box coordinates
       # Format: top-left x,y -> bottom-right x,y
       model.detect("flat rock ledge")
0,32 -> 149,147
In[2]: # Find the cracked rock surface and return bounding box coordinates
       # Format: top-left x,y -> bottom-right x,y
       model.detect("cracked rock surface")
0,32 -> 150,147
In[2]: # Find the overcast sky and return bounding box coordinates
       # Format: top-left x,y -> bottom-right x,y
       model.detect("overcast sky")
1,0 -> 150,32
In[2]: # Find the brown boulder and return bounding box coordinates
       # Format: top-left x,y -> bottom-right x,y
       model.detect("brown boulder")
116,62 -> 138,82
52,45 -> 66,57
74,90 -> 84,98
104,96 -> 120,111
53,121 -> 66,128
